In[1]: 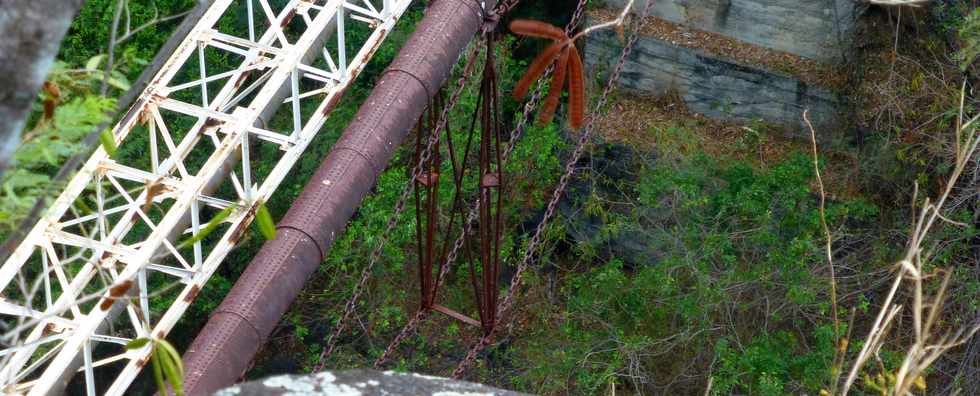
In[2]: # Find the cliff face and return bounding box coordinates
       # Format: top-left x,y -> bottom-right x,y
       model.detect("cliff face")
601,0 -> 858,63
585,1 -> 859,137
584,27 -> 844,137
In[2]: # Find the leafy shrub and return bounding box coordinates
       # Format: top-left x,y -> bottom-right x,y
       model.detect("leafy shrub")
515,144 -> 880,394
0,63 -> 117,234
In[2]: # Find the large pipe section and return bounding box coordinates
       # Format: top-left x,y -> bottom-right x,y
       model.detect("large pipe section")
180,0 -> 493,393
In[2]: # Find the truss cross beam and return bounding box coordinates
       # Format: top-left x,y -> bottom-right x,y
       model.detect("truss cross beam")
0,1 -> 412,394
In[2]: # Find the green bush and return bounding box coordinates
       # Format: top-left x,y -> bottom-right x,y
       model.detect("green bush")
514,146 -> 880,394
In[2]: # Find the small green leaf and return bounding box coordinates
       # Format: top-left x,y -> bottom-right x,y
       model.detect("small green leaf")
157,340 -> 184,396
255,203 -> 276,240
177,204 -> 236,250
108,71 -> 132,91
125,338 -> 151,350
109,76 -> 131,91
86,69 -> 131,91
150,347 -> 166,395
155,339 -> 184,377
99,129 -> 117,157
85,55 -> 105,71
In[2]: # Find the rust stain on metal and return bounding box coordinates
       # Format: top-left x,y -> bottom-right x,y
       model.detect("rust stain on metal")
184,284 -> 202,303
139,107 -> 153,126
100,280 -> 134,310
151,93 -> 168,104
118,97 -> 152,132
204,117 -> 224,129
322,86 -> 349,115
109,280 -> 134,298
359,28 -> 388,72
133,304 -> 147,323
281,9 -> 298,28
234,69 -> 254,88
228,203 -> 260,244
144,178 -> 167,213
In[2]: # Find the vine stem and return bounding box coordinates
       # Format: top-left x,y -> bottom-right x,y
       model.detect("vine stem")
804,110 -> 842,391
570,0 -> 634,42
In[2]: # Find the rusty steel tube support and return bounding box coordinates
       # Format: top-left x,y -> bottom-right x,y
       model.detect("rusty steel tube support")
179,0 -> 493,394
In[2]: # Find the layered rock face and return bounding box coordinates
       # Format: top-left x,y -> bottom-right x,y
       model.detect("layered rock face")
601,0 -> 858,62
584,28 -> 843,135
585,0 -> 861,137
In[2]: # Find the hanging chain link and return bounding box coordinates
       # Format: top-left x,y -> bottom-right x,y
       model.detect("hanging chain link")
373,0 -> 593,369
451,0 -> 652,378
312,41 -> 484,372
494,0 -> 520,15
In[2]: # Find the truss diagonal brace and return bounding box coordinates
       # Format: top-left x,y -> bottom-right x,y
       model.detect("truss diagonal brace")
0,0 -> 414,394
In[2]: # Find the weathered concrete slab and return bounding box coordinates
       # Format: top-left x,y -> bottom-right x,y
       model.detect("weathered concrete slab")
584,26 -> 845,137
601,0 -> 858,63
212,369 -> 529,396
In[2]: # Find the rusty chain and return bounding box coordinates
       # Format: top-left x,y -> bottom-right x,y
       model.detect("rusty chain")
451,0 -> 653,378
311,40 -> 484,372
372,0 -> 592,369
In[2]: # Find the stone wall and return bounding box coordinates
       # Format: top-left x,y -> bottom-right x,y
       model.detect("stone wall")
584,27 -> 845,136
601,0 -> 859,63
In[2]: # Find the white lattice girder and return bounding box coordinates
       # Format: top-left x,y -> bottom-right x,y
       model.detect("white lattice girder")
0,0 -> 411,394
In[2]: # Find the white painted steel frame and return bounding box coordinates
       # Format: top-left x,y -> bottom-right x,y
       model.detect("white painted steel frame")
0,0 -> 412,394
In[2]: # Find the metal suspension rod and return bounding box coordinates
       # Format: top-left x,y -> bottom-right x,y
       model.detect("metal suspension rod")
451,0 -> 658,378
373,0 -> 592,368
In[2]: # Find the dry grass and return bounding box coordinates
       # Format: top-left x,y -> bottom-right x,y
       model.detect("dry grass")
592,92 -> 871,202
841,83 -> 980,395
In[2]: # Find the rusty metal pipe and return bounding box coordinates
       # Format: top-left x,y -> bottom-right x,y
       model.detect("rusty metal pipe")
180,0 -> 492,394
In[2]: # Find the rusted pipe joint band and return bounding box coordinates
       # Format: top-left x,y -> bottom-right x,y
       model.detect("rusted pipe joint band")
276,225 -> 324,260
209,310 -> 262,341
380,67 -> 432,102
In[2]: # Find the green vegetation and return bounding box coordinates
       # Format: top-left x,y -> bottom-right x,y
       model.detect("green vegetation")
514,149 -> 873,394
0,0 -> 194,236
126,337 -> 186,396
4,1 -> 980,395
1,78 -> 114,229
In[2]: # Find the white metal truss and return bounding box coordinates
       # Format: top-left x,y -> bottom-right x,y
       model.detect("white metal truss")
0,0 -> 410,394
